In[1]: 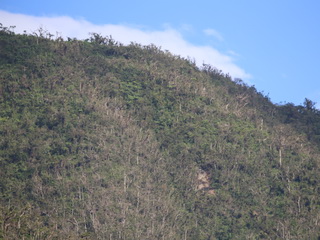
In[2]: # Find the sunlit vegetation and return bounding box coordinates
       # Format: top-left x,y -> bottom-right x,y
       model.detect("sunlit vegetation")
1,24 -> 320,239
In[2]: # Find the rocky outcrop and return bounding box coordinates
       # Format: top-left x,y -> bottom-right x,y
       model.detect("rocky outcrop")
196,169 -> 215,195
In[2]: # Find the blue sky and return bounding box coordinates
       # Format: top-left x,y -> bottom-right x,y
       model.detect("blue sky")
1,0 -> 320,108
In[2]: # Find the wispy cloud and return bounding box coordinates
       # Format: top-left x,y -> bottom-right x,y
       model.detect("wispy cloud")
203,28 -> 224,41
180,24 -> 194,32
0,10 -> 251,80
227,50 -> 240,57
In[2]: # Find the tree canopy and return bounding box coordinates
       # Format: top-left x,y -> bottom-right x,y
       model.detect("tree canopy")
1,25 -> 320,239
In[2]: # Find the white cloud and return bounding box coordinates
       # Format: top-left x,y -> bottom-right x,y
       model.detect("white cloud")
227,50 -> 240,57
0,10 -> 251,80
203,28 -> 224,41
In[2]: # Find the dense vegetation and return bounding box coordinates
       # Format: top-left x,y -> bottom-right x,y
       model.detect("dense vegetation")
1,24 -> 320,239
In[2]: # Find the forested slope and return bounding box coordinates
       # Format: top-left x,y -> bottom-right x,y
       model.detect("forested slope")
1,25 -> 320,239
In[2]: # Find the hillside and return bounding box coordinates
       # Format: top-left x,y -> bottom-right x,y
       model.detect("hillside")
1,25 -> 320,239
